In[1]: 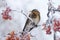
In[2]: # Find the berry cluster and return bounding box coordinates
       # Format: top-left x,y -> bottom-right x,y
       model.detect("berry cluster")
53,19 -> 60,32
1,7 -> 12,20
6,31 -> 30,40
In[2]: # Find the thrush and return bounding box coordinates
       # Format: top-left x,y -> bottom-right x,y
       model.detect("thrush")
22,9 -> 40,32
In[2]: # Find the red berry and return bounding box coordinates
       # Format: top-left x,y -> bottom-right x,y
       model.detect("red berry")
46,25 -> 51,34
8,16 -> 12,20
2,15 -> 8,20
46,31 -> 52,34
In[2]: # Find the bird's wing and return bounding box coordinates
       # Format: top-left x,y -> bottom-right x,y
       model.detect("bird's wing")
23,19 -> 30,32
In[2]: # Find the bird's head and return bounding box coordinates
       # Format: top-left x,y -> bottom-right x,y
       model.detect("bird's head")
29,9 -> 40,18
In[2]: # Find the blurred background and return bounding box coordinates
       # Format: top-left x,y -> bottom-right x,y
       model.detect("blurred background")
0,0 -> 60,40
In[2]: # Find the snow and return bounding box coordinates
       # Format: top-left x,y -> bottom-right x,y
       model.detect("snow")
0,0 -> 60,40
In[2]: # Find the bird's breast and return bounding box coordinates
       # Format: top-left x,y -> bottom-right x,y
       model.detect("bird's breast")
33,16 -> 40,24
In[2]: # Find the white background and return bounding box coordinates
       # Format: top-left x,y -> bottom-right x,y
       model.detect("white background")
0,0 -> 60,40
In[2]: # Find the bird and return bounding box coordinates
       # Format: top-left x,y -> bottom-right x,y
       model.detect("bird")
22,9 -> 40,33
